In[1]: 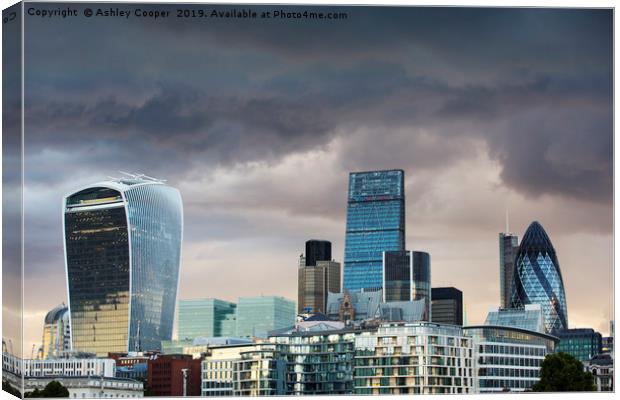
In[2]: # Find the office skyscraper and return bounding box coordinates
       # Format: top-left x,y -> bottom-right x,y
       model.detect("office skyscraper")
63,175 -> 183,356
343,170 -> 405,292
431,287 -> 463,326
499,232 -> 519,309
305,240 -> 332,268
382,250 -> 431,320
510,221 -> 568,333
298,241 -> 341,314
235,296 -> 296,338
177,299 -> 237,340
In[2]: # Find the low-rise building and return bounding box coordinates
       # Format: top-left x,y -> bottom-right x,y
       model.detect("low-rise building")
353,323 -> 475,395
464,325 -> 559,392
23,376 -> 143,398
147,354 -> 201,396
555,328 -> 602,364
588,353 -> 613,391
2,352 -> 115,378
484,304 -> 545,333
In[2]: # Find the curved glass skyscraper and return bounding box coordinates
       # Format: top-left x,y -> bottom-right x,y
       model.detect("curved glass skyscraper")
63,175 -> 183,356
510,221 -> 568,333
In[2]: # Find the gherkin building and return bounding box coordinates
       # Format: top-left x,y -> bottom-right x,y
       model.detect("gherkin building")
510,221 -> 568,333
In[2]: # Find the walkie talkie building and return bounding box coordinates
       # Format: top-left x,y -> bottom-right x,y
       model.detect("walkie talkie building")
63,175 -> 183,356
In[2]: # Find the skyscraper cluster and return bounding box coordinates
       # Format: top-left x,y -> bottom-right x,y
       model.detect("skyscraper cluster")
6,169 -> 611,398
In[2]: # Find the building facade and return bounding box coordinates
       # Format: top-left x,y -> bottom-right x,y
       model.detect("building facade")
177,299 -> 237,339
464,325 -> 558,392
298,252 -> 341,314
63,175 -> 183,356
383,250 -> 431,320
343,170 -> 405,293
269,331 -> 356,395
588,353 -> 613,391
499,233 -> 519,309
510,221 -> 568,333
431,287 -> 463,326
201,344 -> 259,397
235,296 -> 296,338
555,328 -> 602,364
147,354 -> 201,396
305,240 -> 332,268
41,304 -> 71,359
233,345 -> 286,396
484,304 -> 545,333
22,376 -> 143,398
2,352 -> 116,378
353,323 -> 475,394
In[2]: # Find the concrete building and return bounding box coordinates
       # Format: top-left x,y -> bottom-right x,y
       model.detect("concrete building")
353,323 -> 475,394
431,287 -> 463,326
147,354 -> 201,396
2,352 -> 115,378
201,343 -> 260,397
22,376 -> 143,398
298,244 -> 341,314
464,325 -> 559,392
588,353 -> 613,391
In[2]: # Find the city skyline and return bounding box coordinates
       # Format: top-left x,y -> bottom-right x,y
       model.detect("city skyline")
9,5 -> 612,353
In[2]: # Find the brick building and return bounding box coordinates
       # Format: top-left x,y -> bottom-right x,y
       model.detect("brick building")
147,354 -> 201,396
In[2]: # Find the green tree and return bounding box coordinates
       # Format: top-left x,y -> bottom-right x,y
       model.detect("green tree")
533,352 -> 596,392
25,381 -> 69,398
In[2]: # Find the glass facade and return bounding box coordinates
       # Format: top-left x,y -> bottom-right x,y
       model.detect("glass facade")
344,170 -> 405,292
235,296 -> 296,338
305,240 -> 332,267
464,326 -> 558,392
383,251 -> 430,320
555,328 -> 602,364
510,221 -> 568,333
484,304 -> 545,333
177,299 -> 237,339
269,332 -> 356,395
499,233 -> 519,309
431,287 -> 463,326
64,178 -> 183,356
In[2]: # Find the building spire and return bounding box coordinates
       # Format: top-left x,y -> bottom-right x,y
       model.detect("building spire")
505,208 -> 510,233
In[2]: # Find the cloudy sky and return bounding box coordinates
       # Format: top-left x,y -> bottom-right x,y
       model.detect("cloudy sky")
8,4 -> 614,352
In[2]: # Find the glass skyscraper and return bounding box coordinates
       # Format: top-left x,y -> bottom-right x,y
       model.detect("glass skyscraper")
499,232 -> 519,309
63,175 -> 183,356
382,250 -> 431,320
510,221 -> 568,333
343,170 -> 405,292
177,299 -> 237,340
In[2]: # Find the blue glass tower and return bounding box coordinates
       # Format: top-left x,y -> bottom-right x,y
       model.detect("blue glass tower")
510,221 -> 568,333
343,170 -> 405,292
64,175 -> 183,355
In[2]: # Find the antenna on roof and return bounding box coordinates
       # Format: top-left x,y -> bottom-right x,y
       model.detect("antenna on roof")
505,208 -> 510,233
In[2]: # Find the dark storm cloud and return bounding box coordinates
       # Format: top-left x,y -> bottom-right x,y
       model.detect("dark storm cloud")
18,5 -> 613,349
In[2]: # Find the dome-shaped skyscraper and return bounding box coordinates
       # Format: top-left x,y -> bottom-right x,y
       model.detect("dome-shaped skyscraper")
510,221 -> 568,333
